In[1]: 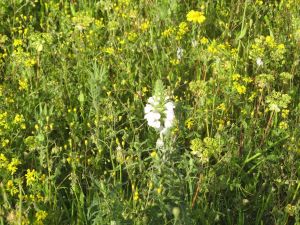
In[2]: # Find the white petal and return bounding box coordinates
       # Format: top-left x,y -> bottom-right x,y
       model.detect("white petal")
165,101 -> 175,110
144,104 -> 153,114
156,138 -> 164,148
148,97 -> 155,104
165,109 -> 175,121
145,111 -> 161,120
149,120 -> 161,129
164,119 -> 173,128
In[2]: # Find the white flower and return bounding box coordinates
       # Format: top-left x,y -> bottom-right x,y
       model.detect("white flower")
156,138 -> 164,148
148,96 -> 160,106
164,103 -> 175,128
192,39 -> 198,48
144,104 -> 153,114
177,47 -> 183,60
256,57 -> 263,67
144,111 -> 161,129
144,95 -> 175,135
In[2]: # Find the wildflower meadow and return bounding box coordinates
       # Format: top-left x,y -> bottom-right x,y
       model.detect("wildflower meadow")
0,0 -> 299,224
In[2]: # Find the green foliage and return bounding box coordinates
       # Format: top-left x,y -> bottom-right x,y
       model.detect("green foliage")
0,0 -> 299,224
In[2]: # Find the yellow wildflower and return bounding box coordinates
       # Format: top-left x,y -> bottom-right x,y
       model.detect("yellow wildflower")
233,82 -> 246,95
7,158 -> 21,175
185,118 -> 194,129
19,79 -> 28,91
176,22 -> 189,39
281,109 -> 289,119
0,153 -> 7,168
170,59 -> 180,65
14,114 -> 24,124
157,186 -> 162,194
25,169 -> 38,186
140,20 -> 150,32
265,36 -> 276,48
6,180 -> 18,195
103,47 -> 115,55
133,190 -> 139,201
127,32 -> 137,42
217,103 -> 226,111
200,37 -> 208,45
35,210 -> 48,223
13,39 -> 23,47
150,151 -> 158,159
279,121 -> 288,130
186,10 -> 206,24
2,139 -> 9,147
232,73 -> 241,81
162,27 -> 175,38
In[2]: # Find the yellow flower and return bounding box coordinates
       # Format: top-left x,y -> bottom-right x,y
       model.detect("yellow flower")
127,32 -> 137,42
7,158 -> 21,175
232,73 -> 241,81
150,151 -> 158,159
170,59 -> 180,65
0,153 -> 7,168
35,210 -> 48,223
186,10 -> 206,24
157,186 -> 162,194
217,103 -> 226,111
281,109 -> 289,119
133,190 -> 139,201
140,20 -> 150,32
162,27 -> 175,38
14,114 -> 24,124
13,39 -> 23,47
265,36 -> 276,48
233,82 -> 246,95
103,47 -> 115,55
1,139 -> 9,148
176,22 -> 189,39
279,121 -> 288,130
19,79 -> 28,91
25,169 -> 38,186
6,180 -> 18,195
200,37 -> 208,45
185,118 -> 194,129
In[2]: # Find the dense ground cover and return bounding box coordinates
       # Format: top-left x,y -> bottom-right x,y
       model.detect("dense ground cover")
0,0 -> 299,224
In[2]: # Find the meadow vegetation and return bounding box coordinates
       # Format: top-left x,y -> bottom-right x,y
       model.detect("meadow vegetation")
0,0 -> 299,224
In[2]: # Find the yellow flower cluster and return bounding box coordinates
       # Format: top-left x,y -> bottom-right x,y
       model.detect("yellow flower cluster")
35,210 -> 48,224
25,169 -> 38,186
7,158 -> 21,175
186,10 -> 206,24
